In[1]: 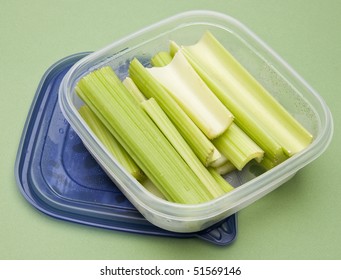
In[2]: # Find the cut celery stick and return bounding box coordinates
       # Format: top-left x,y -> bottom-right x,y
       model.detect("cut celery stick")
150,48 -> 229,168
141,97 -> 226,198
123,78 -> 227,197
76,66 -> 214,204
148,51 -> 234,139
151,51 -> 173,66
150,48 -> 228,169
213,123 -> 264,171
128,58 -> 220,166
181,31 -> 313,165
208,168 -> 234,193
214,161 -> 236,175
78,105 -> 145,182
122,77 -> 146,103
209,154 -> 229,168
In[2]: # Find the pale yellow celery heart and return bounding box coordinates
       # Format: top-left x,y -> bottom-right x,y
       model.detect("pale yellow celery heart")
181,31 -> 313,162
147,51 -> 234,139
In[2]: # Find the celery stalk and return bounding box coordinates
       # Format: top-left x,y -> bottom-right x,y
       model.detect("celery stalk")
151,50 -> 262,170
78,105 -> 145,182
76,66 -> 214,204
181,31 -> 313,165
213,123 -> 264,171
122,77 -> 146,103
209,154 -> 229,168
125,61 -> 231,197
169,40 -> 180,57
208,168 -> 234,193
128,58 -> 220,166
213,161 -> 236,175
147,51 -> 234,139
151,51 -> 173,66
141,179 -> 166,199
141,98 -> 227,198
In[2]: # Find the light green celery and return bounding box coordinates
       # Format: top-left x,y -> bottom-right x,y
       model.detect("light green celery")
209,154 -> 237,175
148,51 -> 234,139
209,154 -> 228,168
142,179 -> 166,199
122,77 -> 146,103
76,66 -> 214,204
214,161 -> 236,175
141,98 -> 226,198
78,105 -> 145,182
181,31 -> 313,165
151,48 -> 228,169
169,40 -> 180,57
123,77 -> 226,197
208,168 -> 234,193
128,58 -> 220,166
213,123 -> 264,171
151,51 -> 173,66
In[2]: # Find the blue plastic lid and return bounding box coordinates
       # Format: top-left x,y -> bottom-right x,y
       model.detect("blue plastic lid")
15,52 -> 237,246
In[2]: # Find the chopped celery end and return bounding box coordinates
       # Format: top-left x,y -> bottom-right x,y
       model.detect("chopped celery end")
76,66 -> 214,204
213,123 -> 264,171
209,154 -> 228,168
122,77 -> 147,103
141,98 -> 226,198
214,161 -> 237,175
180,31 -> 313,163
147,51 -> 234,139
128,58 -> 220,166
260,154 -> 289,171
208,167 -> 234,193
78,105 -> 145,182
151,51 -> 173,66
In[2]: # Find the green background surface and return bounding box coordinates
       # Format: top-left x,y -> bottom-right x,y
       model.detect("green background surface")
1,0 -> 340,259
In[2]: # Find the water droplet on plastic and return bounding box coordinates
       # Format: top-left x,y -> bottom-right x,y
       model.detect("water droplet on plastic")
59,128 -> 64,134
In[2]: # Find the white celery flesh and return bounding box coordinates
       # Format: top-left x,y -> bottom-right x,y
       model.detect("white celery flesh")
213,123 -> 264,170
76,66 -> 214,204
147,51 -> 234,139
128,58 -> 220,166
141,98 -> 226,198
181,31 -> 313,162
151,50 -> 263,171
78,105 -> 145,182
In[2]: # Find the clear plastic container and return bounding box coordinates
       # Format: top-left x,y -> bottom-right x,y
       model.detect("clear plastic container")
58,10 -> 333,233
